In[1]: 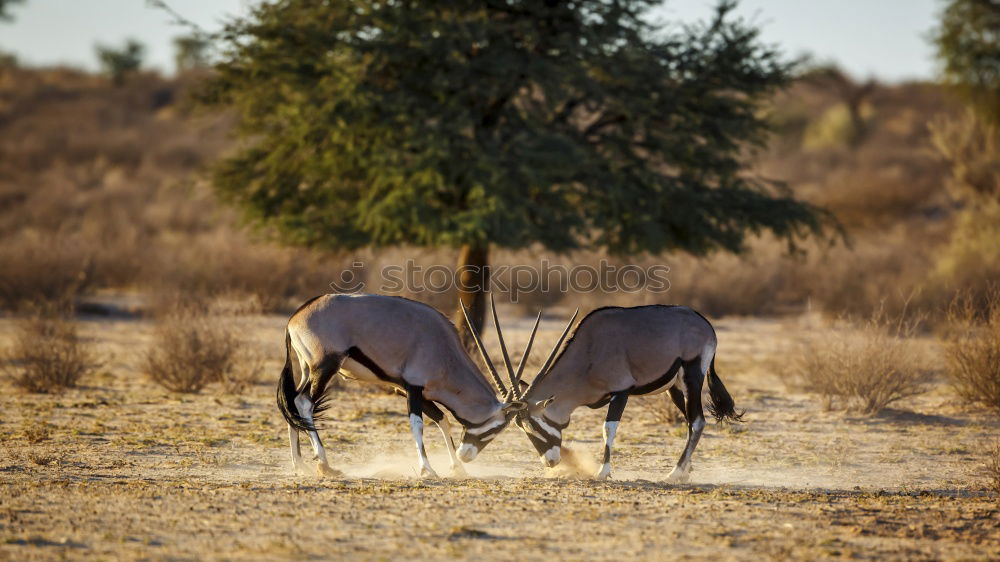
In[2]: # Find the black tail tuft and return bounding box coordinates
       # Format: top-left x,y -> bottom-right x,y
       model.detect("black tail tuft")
277,330 -> 315,432
311,387 -> 333,421
706,357 -> 745,423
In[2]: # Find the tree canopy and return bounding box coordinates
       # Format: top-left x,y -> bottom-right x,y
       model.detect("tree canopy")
0,0 -> 24,21
933,0 -> 1000,127
204,0 -> 825,261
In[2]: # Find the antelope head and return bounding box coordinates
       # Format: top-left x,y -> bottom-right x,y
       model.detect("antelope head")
456,294 -> 578,466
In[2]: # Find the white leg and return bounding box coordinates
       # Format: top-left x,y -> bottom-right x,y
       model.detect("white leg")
595,391 -> 629,480
436,415 -> 466,476
288,423 -> 309,474
595,421 -> 619,480
409,414 -> 437,478
294,393 -> 339,476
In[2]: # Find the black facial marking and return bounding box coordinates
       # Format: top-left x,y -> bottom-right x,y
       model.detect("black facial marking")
461,420 -> 507,450
518,414 -> 563,454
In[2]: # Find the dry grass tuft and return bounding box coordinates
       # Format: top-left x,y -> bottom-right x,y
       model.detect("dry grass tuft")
790,307 -> 931,415
2,315 -> 96,393
987,444 -> 1000,496
142,308 -> 261,394
22,422 -> 52,444
26,451 -> 59,466
644,393 -> 685,425
943,290 -> 1000,414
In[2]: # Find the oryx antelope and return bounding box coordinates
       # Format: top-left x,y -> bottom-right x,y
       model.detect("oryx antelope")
466,304 -> 743,482
277,293 -> 560,477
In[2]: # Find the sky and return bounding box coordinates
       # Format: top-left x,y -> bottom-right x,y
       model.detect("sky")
0,0 -> 942,82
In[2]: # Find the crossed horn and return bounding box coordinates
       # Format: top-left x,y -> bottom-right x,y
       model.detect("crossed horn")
461,293 -> 579,402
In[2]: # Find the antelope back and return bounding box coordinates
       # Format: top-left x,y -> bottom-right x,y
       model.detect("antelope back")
525,305 -> 717,421
289,294 -> 499,407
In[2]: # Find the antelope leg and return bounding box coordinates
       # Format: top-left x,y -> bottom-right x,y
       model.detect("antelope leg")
667,361 -> 706,483
288,423 -> 309,474
424,402 -> 466,476
405,384 -> 438,478
287,359 -> 312,473
595,390 -> 630,480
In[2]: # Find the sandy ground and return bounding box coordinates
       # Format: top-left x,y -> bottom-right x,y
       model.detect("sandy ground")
0,311 -> 997,560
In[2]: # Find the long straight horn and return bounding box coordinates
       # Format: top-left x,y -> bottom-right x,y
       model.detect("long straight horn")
510,311 -> 542,399
461,303 -> 508,397
531,308 -> 579,387
489,293 -> 519,396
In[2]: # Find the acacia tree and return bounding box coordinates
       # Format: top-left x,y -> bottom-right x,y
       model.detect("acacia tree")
0,0 -> 23,21
174,34 -> 212,73
95,39 -> 146,86
203,0 -> 825,338
933,0 -> 1000,127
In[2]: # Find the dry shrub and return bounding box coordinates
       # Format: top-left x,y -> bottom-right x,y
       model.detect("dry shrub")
145,237 -> 349,313
943,290 -> 1000,414
2,315 -> 96,392
643,393 -> 685,425
790,307 -> 931,414
143,309 -> 260,393
0,233 -> 91,312
987,443 -> 1000,495
799,230 -> 937,320
929,113 -> 1000,303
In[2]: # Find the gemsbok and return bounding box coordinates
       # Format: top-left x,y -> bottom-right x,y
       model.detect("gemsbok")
465,304 -> 743,482
277,293 -> 561,477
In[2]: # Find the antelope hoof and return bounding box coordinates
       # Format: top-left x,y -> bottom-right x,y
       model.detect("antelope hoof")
317,463 -> 343,478
449,464 -> 468,477
420,466 -> 439,479
594,464 -> 612,481
666,467 -> 690,484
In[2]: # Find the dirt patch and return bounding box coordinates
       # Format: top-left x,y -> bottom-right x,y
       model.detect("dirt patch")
0,315 -> 997,560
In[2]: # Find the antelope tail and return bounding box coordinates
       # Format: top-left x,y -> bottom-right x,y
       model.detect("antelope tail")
706,357 -> 744,423
277,330 -> 314,432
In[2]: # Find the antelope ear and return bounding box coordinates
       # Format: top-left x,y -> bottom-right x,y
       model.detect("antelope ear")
501,400 -> 528,412
533,396 -> 554,410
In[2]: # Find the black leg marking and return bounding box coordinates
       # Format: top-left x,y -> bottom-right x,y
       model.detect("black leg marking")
404,383 -> 435,476
606,391 -> 630,422
682,360 -> 705,428
423,401 -> 445,423
406,384 -> 425,421
598,389 -> 632,472
671,358 -> 707,480
668,387 -> 687,421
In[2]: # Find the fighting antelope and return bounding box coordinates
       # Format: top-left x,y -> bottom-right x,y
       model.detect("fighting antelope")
277,293 -> 560,477
466,304 -> 742,482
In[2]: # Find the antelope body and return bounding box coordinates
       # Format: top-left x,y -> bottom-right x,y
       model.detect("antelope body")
496,305 -> 742,482
277,293 -> 536,477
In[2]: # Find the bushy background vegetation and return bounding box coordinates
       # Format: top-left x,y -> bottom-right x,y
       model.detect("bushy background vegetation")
0,62 -> 988,318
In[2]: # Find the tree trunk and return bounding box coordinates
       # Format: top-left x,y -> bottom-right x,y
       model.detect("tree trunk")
452,243 -> 490,351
